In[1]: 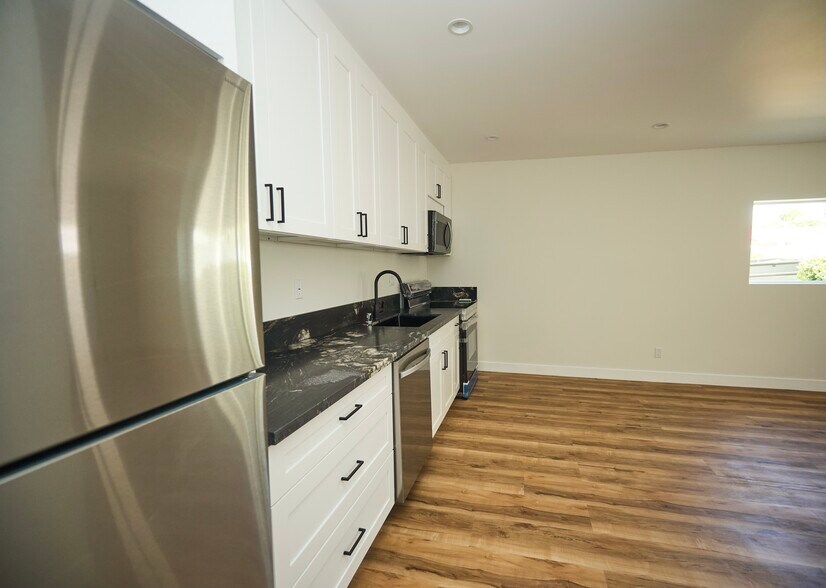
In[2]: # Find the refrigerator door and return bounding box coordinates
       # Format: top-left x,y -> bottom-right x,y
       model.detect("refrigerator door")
0,374 -> 273,588
0,0 -> 263,466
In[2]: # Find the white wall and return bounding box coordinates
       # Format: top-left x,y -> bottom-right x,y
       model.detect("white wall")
428,142 -> 826,391
259,239 -> 427,320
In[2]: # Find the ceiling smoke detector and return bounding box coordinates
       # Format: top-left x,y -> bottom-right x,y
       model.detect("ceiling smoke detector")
651,123 -> 670,130
448,18 -> 473,36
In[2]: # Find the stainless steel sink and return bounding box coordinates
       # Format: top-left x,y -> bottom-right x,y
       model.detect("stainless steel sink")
376,314 -> 439,327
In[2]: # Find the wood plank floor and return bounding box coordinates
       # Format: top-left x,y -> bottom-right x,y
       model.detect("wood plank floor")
351,372 -> 826,587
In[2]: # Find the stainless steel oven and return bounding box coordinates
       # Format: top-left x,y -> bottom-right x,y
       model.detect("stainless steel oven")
459,307 -> 478,399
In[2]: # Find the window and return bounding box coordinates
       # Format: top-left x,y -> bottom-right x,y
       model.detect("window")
749,199 -> 826,284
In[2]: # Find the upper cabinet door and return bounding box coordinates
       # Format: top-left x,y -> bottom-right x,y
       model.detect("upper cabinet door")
415,145 -> 428,250
253,0 -> 333,238
329,39 -> 359,242
330,37 -> 379,244
439,167 -> 452,218
377,103 -> 401,248
425,155 -> 436,201
354,75 -> 379,244
398,130 -> 418,251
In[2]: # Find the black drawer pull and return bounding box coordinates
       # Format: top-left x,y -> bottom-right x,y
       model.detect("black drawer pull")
276,186 -> 285,223
265,184 -> 275,221
339,404 -> 363,421
442,350 -> 448,370
343,527 -> 367,556
341,459 -> 365,481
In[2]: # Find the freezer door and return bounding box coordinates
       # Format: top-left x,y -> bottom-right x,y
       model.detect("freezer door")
0,0 -> 263,466
0,374 -> 272,588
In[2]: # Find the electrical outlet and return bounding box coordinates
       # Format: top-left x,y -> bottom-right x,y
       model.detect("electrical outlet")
654,347 -> 662,359
293,279 -> 303,299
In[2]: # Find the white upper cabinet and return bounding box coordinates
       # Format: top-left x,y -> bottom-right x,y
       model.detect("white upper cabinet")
329,39 -> 359,241
330,36 -> 380,244
250,0 -> 334,238
425,156 -> 436,201
237,0 -> 449,248
377,103 -> 401,248
136,0 -> 239,71
398,130 -> 420,251
354,78 -> 380,244
440,169 -> 452,218
415,145 -> 428,250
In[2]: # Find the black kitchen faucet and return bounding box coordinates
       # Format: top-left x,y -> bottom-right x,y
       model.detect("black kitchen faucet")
371,269 -> 403,325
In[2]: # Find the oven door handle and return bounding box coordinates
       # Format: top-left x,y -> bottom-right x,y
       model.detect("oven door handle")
462,316 -> 478,328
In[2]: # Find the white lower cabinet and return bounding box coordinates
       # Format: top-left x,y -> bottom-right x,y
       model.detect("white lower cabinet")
430,319 -> 461,436
296,451 -> 394,587
269,366 -> 393,587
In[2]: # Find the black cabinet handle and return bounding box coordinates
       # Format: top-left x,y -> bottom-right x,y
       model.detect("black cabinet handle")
436,183 -> 442,199
442,350 -> 448,370
343,528 -> 367,556
265,184 -> 275,221
401,225 -> 408,245
276,187 -> 285,223
339,404 -> 363,421
341,459 -> 365,481
364,213 -> 368,238
357,212 -> 364,237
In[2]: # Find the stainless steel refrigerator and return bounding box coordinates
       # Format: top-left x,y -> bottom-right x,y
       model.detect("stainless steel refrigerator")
0,1 -> 273,585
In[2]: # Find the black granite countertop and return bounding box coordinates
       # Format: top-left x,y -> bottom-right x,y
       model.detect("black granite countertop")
260,307 -> 461,445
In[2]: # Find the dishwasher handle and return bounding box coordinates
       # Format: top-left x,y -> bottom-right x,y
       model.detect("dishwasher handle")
399,348 -> 431,378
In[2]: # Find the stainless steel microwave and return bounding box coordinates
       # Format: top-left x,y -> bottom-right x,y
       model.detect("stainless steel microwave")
428,211 -> 452,254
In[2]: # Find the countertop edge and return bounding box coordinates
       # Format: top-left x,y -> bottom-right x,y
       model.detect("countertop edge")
265,308 -> 461,446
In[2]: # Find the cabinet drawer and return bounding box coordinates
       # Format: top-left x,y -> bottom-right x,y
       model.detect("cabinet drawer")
273,394 -> 393,588
296,450 -> 395,588
268,366 -> 391,504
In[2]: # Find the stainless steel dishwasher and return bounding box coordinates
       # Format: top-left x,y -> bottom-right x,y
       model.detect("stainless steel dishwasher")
393,339 -> 433,503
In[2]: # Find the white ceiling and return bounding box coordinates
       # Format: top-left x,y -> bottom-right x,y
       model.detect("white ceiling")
315,0 -> 826,163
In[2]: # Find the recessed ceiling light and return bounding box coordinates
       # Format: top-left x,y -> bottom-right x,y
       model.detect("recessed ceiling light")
448,18 -> 473,35
651,123 -> 670,130
485,135 -> 499,142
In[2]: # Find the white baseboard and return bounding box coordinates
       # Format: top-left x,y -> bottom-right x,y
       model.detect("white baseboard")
478,361 -> 826,392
